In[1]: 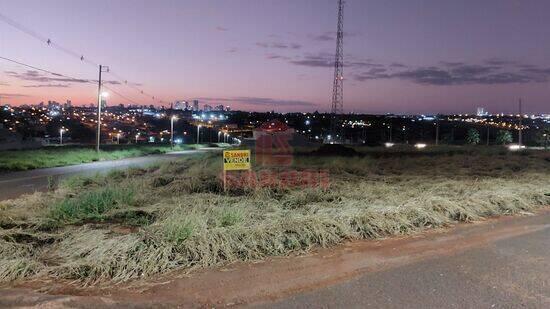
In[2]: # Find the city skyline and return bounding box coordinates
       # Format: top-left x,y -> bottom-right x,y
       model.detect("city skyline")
2,0 -> 550,114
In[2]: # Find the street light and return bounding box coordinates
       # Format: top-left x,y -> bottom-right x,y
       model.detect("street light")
116,133 -> 120,145
171,116 -> 177,149
59,128 -> 66,145
197,125 -> 202,144
218,131 -> 222,143
135,133 -> 140,144
96,90 -> 109,152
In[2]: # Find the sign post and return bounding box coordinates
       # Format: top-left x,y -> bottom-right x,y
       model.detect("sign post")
223,149 -> 251,191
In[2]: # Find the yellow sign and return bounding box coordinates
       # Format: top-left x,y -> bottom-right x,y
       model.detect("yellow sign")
223,150 -> 251,171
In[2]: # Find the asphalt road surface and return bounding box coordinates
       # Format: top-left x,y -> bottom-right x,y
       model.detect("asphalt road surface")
0,148 -> 220,201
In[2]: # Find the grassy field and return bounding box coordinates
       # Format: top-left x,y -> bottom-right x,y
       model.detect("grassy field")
0,147 -> 549,285
0,144 -> 219,172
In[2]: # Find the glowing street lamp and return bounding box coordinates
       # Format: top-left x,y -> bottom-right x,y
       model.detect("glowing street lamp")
116,132 -> 120,144
218,131 -> 222,143
135,133 -> 140,144
171,116 -> 177,148
96,90 -> 109,152
59,128 -> 66,145
197,124 -> 202,144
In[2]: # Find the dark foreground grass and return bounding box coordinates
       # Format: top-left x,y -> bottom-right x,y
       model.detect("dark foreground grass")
47,186 -> 137,226
0,144 -> 211,172
0,148 -> 549,285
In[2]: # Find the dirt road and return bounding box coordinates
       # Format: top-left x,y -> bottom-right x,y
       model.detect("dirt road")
1,209 -> 549,308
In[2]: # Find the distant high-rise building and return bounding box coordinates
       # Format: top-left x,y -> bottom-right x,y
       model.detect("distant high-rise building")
204,104 -> 212,112
193,100 -> 199,111
215,104 -> 225,111
64,100 -> 72,109
174,100 -> 189,110
476,107 -> 488,117
48,101 -> 61,111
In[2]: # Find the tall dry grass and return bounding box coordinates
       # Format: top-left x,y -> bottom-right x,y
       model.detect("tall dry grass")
0,149 -> 549,285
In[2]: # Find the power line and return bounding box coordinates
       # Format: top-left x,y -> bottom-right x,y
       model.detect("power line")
0,13 -> 98,67
0,12 -> 173,105
102,84 -> 143,106
107,70 -> 169,104
0,55 -> 142,105
0,55 -> 93,84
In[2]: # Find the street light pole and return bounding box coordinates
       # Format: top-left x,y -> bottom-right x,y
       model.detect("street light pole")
116,133 -> 120,145
59,128 -> 64,145
435,121 -> 439,145
96,65 -> 109,152
518,98 -> 523,146
197,125 -> 201,144
171,116 -> 176,149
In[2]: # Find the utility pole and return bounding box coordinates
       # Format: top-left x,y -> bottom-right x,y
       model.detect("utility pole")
170,116 -> 177,149
197,125 -> 201,144
435,121 -> 440,145
96,65 -> 109,152
518,98 -> 523,146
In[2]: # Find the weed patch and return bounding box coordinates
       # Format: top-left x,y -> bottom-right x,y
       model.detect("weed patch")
48,186 -> 136,225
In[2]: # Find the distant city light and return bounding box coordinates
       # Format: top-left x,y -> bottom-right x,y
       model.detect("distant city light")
385,142 -> 395,148
415,143 -> 427,149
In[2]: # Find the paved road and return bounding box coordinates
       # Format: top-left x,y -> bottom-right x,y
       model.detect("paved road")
0,148 -> 220,201
258,214 -> 550,309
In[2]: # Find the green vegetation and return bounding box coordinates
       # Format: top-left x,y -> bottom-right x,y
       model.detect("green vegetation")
0,148 -> 549,285
0,144 -> 212,172
47,186 -> 137,226
466,128 -> 481,145
496,130 -> 513,145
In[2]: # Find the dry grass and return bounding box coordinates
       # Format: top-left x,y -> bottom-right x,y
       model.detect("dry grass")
1,149 -> 549,286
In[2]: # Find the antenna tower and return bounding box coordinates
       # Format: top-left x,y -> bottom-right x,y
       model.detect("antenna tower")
330,0 -> 345,143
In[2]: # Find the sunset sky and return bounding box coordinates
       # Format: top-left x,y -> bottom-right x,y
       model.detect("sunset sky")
1,0 -> 550,114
